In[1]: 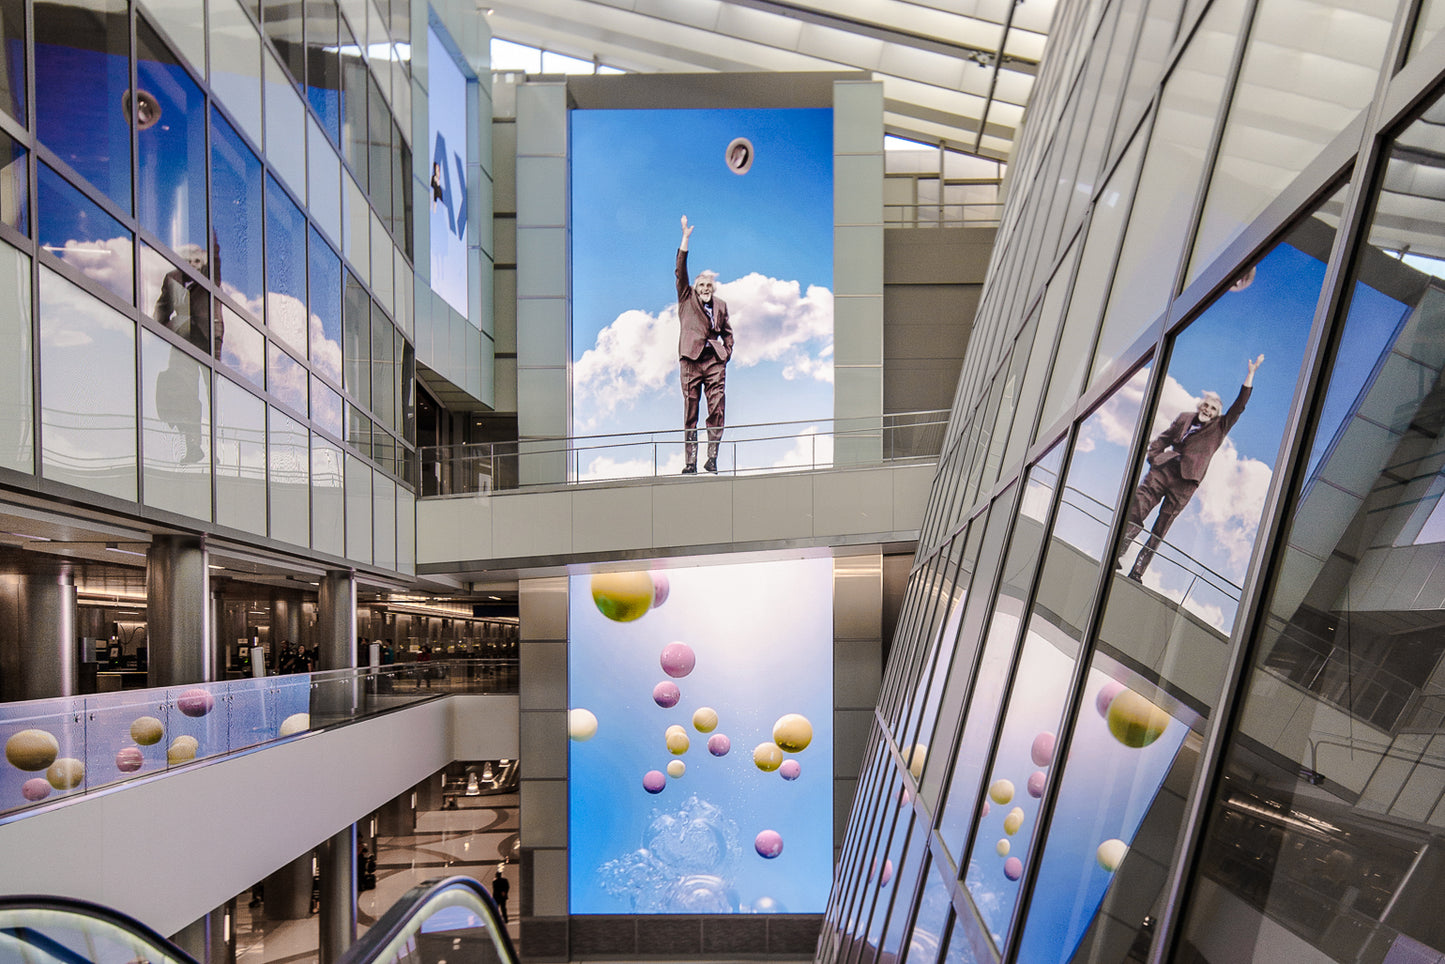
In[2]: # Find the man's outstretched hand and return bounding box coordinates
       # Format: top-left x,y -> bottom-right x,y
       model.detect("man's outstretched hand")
1245,353 -> 1264,386
680,215 -> 694,250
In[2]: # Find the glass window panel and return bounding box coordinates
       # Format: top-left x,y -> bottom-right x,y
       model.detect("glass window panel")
1091,0 -> 1251,386
337,0 -> 365,47
371,302 -> 393,428
308,118 -> 343,244
396,486 -> 413,573
136,17 -> 207,258
341,28 -> 369,185
1039,132 -> 1145,431
264,53 -> 308,198
141,329 -> 211,518
0,131 -> 26,232
38,163 -> 134,305
1187,0 -> 1394,288
311,433 -> 344,556
877,817 -> 931,962
211,108 -> 265,312
1110,0 -> 1184,159
305,0 -> 342,143
343,271 -> 370,406
309,227 -> 344,382
901,859 -> 953,964
392,119 -> 411,253
345,450 -> 372,562
1409,0 -> 1445,59
1178,110 -> 1445,964
209,0 -> 265,147
214,377 -> 266,534
0,0 -> 24,125
372,470 -> 394,569
347,403 -> 371,457
367,74 -> 393,218
936,445 -> 1065,866
398,333 -> 413,443
34,0 -> 131,211
859,805 -> 917,959
311,374 -> 342,437
267,341 -> 307,414
265,174 -> 308,354
269,406 -> 309,545
143,243 -> 212,354
344,173 -> 369,280
369,211 -> 393,311
0,242 -> 32,473
261,0 -> 305,87
215,303 -> 266,390
38,266 -> 137,499
136,0 -> 205,73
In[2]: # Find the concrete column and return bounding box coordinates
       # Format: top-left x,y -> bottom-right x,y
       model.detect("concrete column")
318,824 -> 356,964
377,787 -> 415,836
170,900 -> 235,964
316,571 -> 357,671
270,592 -> 303,651
8,558 -> 79,699
415,771 -> 444,811
262,852 -> 314,921
147,535 -> 211,686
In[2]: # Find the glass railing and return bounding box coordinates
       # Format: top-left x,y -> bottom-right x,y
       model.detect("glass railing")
0,660 -> 517,822
0,895 -> 198,963
420,410 -> 948,496
338,876 -> 516,964
884,202 -> 1004,228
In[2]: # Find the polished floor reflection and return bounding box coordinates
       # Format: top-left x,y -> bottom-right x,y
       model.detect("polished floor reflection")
234,793 -> 519,962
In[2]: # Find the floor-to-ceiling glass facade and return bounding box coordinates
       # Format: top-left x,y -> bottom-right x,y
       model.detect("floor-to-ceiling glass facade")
822,2 -> 1445,962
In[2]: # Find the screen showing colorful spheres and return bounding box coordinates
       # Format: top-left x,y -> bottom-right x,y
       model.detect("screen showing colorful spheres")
567,558 -> 834,914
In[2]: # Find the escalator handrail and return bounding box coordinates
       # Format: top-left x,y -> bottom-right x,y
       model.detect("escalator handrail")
0,894 -> 200,963
337,875 -> 518,964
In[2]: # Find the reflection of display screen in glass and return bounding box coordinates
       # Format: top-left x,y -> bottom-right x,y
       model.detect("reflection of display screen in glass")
426,24 -> 470,317
568,558 -> 834,914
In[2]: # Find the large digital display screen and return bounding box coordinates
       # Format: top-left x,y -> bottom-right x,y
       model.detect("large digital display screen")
426,22 -> 469,317
568,557 -> 834,914
570,108 -> 834,478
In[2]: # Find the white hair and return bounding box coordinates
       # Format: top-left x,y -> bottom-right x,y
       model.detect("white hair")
1199,391 -> 1222,408
695,270 -> 718,283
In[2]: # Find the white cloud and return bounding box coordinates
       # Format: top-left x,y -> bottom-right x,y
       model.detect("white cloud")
56,235 -> 135,304
573,274 -> 833,431
769,427 -> 832,470
1077,365 -> 1152,454
578,450 -> 687,481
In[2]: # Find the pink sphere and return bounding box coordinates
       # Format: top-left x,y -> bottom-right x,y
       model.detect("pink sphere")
653,681 -> 681,708
1027,770 -> 1046,798
1096,681 -> 1126,719
779,759 -> 801,781
982,801 -> 991,818
707,734 -> 731,756
642,770 -> 666,794
660,642 -> 696,679
651,572 -> 671,608
1030,732 -> 1055,767
115,746 -> 144,773
177,688 -> 215,718
754,829 -> 784,859
22,778 -> 51,802
1003,857 -> 1023,881
880,858 -> 894,886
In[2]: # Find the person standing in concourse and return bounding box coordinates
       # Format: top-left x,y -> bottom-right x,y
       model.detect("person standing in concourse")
1119,354 -> 1265,580
676,215 -> 734,474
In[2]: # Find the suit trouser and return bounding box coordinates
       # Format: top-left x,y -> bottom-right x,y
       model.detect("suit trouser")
1120,463 -> 1197,578
681,350 -> 727,464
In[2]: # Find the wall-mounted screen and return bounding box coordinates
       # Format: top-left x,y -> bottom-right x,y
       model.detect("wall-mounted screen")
568,557 -> 834,914
570,108 -> 834,478
426,21 -> 469,318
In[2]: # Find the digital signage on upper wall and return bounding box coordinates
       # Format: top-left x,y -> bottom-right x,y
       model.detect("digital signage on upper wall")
568,557 -> 834,914
570,108 -> 834,479
426,21 -> 469,318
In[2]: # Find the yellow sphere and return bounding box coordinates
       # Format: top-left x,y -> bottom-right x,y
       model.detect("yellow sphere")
1004,807 -> 1024,835
753,742 -> 784,772
569,708 -> 599,742
692,707 -> 719,733
995,838 -> 1010,857
667,760 -> 686,778
905,744 -> 927,781
1096,838 -> 1128,872
46,757 -> 84,790
130,716 -> 164,746
5,729 -> 59,771
989,779 -> 1014,805
167,735 -> 199,764
772,714 -> 813,752
279,713 -> 310,737
1106,690 -> 1171,748
590,571 -> 655,622
666,727 -> 690,755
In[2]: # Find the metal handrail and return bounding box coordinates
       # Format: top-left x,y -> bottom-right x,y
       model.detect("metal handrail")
336,876 -> 517,964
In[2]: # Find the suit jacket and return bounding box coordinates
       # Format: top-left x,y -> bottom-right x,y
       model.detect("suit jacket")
676,249 -> 733,362
1146,385 -> 1251,482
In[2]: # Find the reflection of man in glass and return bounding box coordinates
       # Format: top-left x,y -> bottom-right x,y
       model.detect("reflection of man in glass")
1119,354 -> 1264,581
677,215 -> 734,474
153,244 -> 212,353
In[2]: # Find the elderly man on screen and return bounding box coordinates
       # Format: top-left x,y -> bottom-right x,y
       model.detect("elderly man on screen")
676,215 -> 734,474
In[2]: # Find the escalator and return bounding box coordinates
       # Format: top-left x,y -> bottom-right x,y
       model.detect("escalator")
0,876 -> 517,964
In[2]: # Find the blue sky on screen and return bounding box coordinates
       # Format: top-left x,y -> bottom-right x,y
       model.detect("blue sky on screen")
571,108 -> 834,477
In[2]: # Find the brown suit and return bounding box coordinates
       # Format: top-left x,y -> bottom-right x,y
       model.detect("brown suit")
1122,385 -> 1251,578
677,249 -> 733,467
